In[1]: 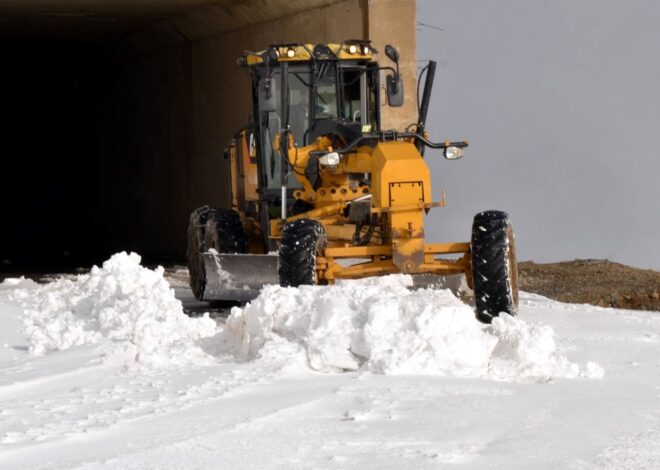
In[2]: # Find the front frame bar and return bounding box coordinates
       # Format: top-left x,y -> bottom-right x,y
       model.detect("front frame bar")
320,242 -> 471,281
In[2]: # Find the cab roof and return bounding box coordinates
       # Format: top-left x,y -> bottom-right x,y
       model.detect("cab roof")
239,40 -> 376,67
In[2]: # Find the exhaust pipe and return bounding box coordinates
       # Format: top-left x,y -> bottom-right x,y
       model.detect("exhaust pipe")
416,60 -> 436,156
280,61 -> 289,220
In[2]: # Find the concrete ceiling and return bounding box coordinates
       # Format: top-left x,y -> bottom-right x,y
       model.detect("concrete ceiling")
0,0 -> 345,41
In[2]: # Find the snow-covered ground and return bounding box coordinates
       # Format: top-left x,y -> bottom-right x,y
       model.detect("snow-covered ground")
1,253 -> 659,469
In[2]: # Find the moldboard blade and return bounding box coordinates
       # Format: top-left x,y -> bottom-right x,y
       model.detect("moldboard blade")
202,252 -> 279,301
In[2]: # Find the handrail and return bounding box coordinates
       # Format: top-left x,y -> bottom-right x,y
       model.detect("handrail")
328,132 -> 469,154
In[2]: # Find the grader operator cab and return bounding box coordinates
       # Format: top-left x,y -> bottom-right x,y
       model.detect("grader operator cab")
187,40 -> 518,323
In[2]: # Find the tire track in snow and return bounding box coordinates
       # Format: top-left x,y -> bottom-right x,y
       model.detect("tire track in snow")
0,350 -> 293,451
590,410 -> 660,469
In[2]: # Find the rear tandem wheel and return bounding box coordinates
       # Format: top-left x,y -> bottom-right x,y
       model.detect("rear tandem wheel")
187,206 -> 246,302
187,206 -> 214,301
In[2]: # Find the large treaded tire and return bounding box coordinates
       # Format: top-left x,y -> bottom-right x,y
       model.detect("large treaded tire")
471,210 -> 519,323
187,206 -> 215,301
187,207 -> 246,301
204,210 -> 247,255
279,219 -> 328,287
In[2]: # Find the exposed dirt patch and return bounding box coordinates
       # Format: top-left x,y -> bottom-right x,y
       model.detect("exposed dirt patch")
519,259 -> 660,311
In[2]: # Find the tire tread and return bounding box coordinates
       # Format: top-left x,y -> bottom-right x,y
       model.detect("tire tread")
471,210 -> 519,323
279,219 -> 327,287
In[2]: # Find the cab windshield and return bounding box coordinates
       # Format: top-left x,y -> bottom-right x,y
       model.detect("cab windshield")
259,62 -> 377,190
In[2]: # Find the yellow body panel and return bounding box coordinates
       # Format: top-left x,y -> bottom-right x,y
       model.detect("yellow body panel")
269,134 -> 470,281
370,141 -> 432,272
229,130 -> 259,212
370,141 -> 432,208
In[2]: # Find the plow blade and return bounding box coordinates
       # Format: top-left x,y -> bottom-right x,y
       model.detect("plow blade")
202,252 -> 279,301
411,273 -> 463,292
200,252 -> 464,303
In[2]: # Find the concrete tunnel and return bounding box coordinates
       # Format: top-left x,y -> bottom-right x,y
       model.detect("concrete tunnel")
0,0 -> 416,271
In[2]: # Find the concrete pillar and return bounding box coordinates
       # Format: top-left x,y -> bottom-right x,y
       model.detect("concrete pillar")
367,0 -> 417,130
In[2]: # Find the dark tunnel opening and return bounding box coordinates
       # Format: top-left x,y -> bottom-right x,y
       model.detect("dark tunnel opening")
0,29 -> 197,274
1,39 -> 115,271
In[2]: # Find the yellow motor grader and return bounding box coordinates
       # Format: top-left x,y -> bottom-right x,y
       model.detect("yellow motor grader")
187,41 -> 518,323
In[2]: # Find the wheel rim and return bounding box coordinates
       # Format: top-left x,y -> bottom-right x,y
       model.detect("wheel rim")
506,224 -> 519,311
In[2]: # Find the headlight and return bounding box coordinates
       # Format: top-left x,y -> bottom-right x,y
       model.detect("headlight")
444,146 -> 464,160
319,151 -> 340,167
348,44 -> 358,54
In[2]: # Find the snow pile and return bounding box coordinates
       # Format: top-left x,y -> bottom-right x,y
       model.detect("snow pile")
222,275 -> 602,382
488,314 -> 603,380
19,252 -> 216,365
1,276 -> 38,291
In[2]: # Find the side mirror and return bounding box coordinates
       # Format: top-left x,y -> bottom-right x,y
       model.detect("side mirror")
259,78 -> 277,112
261,48 -> 279,65
384,44 -> 404,107
258,48 -> 279,112
384,44 -> 400,63
386,75 -> 404,107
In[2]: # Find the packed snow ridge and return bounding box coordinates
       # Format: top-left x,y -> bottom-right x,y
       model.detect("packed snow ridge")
223,276 -> 603,382
13,253 -> 602,382
15,252 -> 216,366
